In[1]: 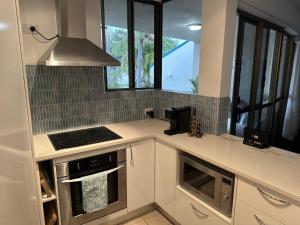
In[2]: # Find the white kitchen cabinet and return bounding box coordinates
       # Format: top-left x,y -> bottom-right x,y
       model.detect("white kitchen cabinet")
155,141 -> 177,217
126,139 -> 155,212
235,178 -> 300,225
0,1 -> 41,225
175,188 -> 229,225
234,200 -> 284,225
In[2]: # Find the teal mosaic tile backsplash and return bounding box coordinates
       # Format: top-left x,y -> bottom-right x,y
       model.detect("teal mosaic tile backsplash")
26,65 -> 230,135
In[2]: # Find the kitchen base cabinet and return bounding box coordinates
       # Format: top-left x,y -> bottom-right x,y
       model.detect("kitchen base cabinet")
236,178 -> 300,225
127,139 -> 155,212
234,200 -> 284,225
175,188 -> 230,225
155,142 -> 178,217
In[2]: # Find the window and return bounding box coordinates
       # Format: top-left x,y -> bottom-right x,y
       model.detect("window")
102,0 -> 201,92
103,0 -> 129,89
102,0 -> 161,90
134,2 -> 155,88
161,0 -> 201,94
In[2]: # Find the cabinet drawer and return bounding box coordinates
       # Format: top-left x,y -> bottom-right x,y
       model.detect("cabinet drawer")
175,187 -> 229,225
237,178 -> 300,225
234,200 -> 283,225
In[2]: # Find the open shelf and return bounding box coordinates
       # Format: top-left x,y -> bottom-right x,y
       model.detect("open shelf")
43,201 -> 58,225
42,194 -> 57,204
37,160 -> 59,225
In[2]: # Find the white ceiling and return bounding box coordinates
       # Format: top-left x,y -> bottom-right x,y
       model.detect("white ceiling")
104,0 -> 202,42
288,0 -> 300,11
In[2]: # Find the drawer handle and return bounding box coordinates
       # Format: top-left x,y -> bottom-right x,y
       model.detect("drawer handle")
129,144 -> 134,167
257,188 -> 290,206
191,203 -> 209,219
254,214 -> 266,225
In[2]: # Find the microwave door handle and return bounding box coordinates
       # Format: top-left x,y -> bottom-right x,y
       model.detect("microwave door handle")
61,164 -> 125,184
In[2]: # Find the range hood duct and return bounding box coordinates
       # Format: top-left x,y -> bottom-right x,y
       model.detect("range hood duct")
38,0 -> 120,67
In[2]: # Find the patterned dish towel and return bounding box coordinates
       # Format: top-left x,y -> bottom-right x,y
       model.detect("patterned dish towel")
80,165 -> 124,213
81,171 -> 108,213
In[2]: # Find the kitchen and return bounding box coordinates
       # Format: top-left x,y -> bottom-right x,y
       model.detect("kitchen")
1,0 -> 300,225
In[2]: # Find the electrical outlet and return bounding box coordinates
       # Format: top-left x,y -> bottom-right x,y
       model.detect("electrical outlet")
22,24 -> 38,34
144,107 -> 154,116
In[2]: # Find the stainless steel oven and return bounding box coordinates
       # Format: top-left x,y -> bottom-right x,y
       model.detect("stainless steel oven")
56,149 -> 127,225
180,153 -> 235,217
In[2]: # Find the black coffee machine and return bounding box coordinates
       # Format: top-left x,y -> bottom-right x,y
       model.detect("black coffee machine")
164,106 -> 191,135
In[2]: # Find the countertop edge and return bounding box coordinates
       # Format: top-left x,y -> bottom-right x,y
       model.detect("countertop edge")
35,134 -> 300,203
32,120 -> 300,203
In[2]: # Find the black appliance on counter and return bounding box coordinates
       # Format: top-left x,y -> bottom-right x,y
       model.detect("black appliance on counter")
164,106 -> 191,135
243,127 -> 270,149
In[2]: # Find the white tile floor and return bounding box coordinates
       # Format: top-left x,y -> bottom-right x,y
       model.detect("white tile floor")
121,210 -> 173,225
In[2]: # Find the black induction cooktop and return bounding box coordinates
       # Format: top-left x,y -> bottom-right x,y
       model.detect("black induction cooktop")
48,127 -> 122,151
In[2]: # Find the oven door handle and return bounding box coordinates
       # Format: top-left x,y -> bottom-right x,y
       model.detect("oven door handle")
61,164 -> 124,184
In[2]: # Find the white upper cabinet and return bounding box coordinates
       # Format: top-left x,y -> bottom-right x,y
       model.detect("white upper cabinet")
155,141 -> 177,217
126,139 -> 155,212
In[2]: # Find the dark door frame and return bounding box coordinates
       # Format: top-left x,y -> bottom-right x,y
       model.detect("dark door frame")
230,11 -> 296,144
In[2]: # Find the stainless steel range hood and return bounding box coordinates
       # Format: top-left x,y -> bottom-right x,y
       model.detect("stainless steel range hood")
38,0 -> 120,67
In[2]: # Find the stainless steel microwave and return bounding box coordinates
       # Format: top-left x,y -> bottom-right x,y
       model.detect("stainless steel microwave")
180,153 -> 235,217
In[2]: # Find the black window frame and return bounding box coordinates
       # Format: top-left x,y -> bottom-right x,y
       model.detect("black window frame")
102,0 -> 162,91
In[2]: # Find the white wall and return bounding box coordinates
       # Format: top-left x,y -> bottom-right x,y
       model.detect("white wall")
199,0 -> 237,97
159,41 -> 199,93
19,0 -> 57,65
19,0 -> 102,64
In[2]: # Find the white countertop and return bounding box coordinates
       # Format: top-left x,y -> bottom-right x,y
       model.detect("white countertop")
33,119 -> 300,202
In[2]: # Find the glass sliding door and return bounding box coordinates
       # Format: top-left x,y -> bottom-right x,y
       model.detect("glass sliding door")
251,28 -> 279,133
231,12 -> 296,150
231,18 -> 258,137
271,37 -> 296,146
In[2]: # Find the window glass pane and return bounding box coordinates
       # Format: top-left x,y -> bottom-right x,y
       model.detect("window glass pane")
256,28 -> 268,104
277,35 -> 288,98
239,22 -> 257,108
104,0 -> 129,89
235,22 -> 257,137
162,0 -> 201,94
134,2 -> 155,88
263,30 -> 277,104
253,29 -> 277,132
